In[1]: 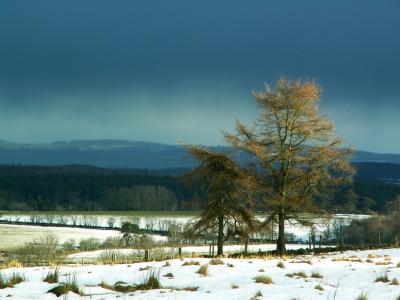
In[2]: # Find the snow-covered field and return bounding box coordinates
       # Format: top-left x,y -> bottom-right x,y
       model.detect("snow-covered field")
0,224 -> 121,249
1,248 -> 400,300
0,224 -> 168,250
0,213 -> 369,242
66,244 -> 332,263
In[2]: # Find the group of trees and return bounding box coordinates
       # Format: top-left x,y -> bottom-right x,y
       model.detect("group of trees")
0,163 -> 398,213
186,78 -> 354,255
0,167 -> 190,211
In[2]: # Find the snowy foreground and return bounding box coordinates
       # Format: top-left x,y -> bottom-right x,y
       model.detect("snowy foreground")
1,249 -> 400,300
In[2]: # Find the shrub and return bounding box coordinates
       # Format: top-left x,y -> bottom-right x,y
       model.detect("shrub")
7,273 -> 25,287
314,284 -> 324,291
163,261 -> 171,267
43,268 -> 59,284
286,271 -> 308,278
209,258 -> 224,265
355,292 -> 368,300
138,268 -> 161,290
163,272 -> 174,278
61,239 -> 76,251
231,283 -> 239,289
250,290 -> 263,300
182,260 -> 200,266
227,263 -> 234,267
15,234 -> 63,266
0,272 -> 25,289
0,273 -> 6,289
390,278 -> 399,285
139,266 -> 152,271
311,269 -> 323,279
258,268 -> 265,272
79,238 -> 101,251
182,286 -> 199,291
277,261 -> 285,268
254,275 -> 273,284
375,273 -> 389,283
197,265 -> 208,276
48,274 -> 83,297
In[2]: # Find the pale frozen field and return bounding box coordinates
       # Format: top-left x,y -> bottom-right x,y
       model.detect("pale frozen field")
0,224 -> 121,249
0,213 -> 369,242
1,248 -> 400,299
0,224 -> 168,250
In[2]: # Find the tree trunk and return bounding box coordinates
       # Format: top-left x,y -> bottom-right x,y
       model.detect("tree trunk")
276,211 -> 285,256
217,214 -> 224,256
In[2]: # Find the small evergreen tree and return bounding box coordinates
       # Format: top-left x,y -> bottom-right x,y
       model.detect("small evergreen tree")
184,145 -> 257,256
120,222 -> 140,247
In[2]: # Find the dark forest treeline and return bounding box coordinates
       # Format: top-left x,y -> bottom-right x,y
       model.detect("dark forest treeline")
0,164 -> 399,212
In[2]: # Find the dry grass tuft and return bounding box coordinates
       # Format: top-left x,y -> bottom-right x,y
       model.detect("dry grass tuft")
254,275 -> 273,284
209,258 -> 224,265
182,260 -> 200,266
197,264 -> 209,276
286,271 -> 308,279
277,261 -> 285,268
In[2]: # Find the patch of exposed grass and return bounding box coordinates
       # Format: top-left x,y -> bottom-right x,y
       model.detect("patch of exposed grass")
332,257 -> 362,263
163,272 -> 174,279
7,273 -> 25,287
197,264 -> 208,276
139,266 -> 152,271
99,281 -> 114,290
0,272 -> 25,289
48,274 -> 84,297
163,261 -> 171,267
209,258 -> 224,265
227,263 -> 234,267
390,278 -> 399,285
314,284 -> 324,291
286,271 -> 308,278
250,290 -> 262,300
258,268 -> 265,272
375,273 -> 389,283
0,273 -> 6,289
231,283 -> 239,289
181,286 -> 199,291
310,269 -> 323,279
182,260 -> 200,266
43,267 -> 59,284
355,292 -> 368,300
277,261 -> 285,268
254,275 -> 273,284
139,269 -> 161,290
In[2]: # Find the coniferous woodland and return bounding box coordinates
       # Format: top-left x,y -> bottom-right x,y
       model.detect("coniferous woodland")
0,163 -> 399,213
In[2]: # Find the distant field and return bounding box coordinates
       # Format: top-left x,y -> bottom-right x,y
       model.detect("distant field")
0,210 -> 199,217
0,224 -> 120,250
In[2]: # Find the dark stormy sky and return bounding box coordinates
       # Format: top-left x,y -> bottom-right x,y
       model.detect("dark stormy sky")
0,1 -> 399,153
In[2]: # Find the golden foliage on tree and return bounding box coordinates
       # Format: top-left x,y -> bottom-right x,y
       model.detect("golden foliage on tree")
224,77 -> 355,255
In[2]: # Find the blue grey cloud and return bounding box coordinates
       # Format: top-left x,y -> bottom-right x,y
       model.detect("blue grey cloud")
0,0 -> 399,152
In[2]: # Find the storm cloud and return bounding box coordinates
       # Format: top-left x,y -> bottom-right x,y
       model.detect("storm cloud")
0,0 -> 399,152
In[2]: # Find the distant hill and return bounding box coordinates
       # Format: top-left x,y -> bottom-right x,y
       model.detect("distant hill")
0,139 -> 399,169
